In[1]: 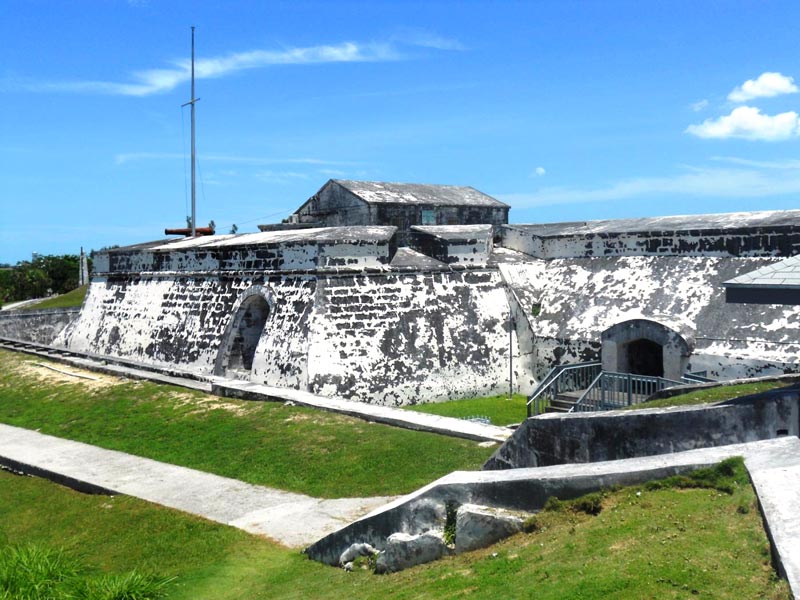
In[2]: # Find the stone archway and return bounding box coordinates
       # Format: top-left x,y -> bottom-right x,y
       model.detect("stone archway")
214,287 -> 273,379
601,317 -> 695,381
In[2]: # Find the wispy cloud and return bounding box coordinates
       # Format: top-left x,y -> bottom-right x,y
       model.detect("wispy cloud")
502,164 -> 800,208
530,166 -> 546,177
686,106 -> 800,141
711,156 -> 800,169
728,72 -> 798,103
255,170 -> 309,183
391,31 -> 465,51
319,168 -> 347,177
690,99 -> 709,112
8,36 -> 461,97
114,152 -> 359,166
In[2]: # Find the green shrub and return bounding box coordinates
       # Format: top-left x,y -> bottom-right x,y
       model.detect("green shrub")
0,544 -> 172,600
443,501 -> 459,546
0,545 -> 82,600
73,570 -> 174,600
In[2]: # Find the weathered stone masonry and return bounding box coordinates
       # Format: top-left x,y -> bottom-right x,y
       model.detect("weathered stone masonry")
56,227 -> 524,405
41,209 -> 800,406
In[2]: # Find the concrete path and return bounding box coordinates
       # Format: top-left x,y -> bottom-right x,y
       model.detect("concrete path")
0,297 -> 49,311
744,439 -> 800,597
213,379 -> 511,443
0,423 -> 395,548
0,338 -> 511,443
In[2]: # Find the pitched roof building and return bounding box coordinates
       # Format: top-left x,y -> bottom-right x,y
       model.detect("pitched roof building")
289,179 -> 509,244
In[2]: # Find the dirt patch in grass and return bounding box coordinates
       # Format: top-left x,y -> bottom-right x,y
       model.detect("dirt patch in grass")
13,361 -> 124,391
170,392 -> 257,416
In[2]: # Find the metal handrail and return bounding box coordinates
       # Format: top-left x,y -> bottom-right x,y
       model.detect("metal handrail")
681,372 -> 716,384
526,361 -> 602,417
571,371 -> 686,413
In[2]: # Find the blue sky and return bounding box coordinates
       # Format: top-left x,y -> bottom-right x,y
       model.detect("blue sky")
3,0 -> 800,263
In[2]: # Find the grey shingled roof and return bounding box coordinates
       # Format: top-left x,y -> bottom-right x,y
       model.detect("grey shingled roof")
508,209 -> 800,237
332,180 -> 508,208
724,255 -> 800,290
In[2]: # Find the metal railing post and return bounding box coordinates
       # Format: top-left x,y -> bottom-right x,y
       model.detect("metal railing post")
627,373 -> 632,406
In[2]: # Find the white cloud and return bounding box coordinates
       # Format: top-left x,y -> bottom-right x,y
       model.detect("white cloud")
531,166 -> 546,177
391,31 -> 465,51
728,72 -> 798,102
12,36 -> 459,97
686,106 -> 800,141
690,99 -> 709,112
114,152 -> 357,166
711,156 -> 800,169
501,165 -> 800,208
255,170 -> 309,183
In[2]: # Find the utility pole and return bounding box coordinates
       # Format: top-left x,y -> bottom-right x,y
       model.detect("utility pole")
182,26 -> 199,237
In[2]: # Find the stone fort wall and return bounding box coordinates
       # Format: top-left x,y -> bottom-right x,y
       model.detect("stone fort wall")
56,267 -> 524,405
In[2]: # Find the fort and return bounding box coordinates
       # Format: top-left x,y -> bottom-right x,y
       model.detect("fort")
3,179 -> 800,590
2,180 -> 799,408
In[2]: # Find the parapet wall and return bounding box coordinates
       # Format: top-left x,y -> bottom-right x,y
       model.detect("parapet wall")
502,214 -> 800,260
484,387 -> 800,470
93,227 -> 398,274
0,308 -> 80,345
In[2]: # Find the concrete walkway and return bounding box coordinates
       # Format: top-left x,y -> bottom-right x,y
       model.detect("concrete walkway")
0,423 -> 395,548
213,378 -> 511,443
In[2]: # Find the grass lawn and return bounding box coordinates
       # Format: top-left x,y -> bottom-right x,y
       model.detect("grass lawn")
403,393 -> 528,426
0,459 -> 789,599
19,285 -> 88,310
633,380 -> 794,410
0,349 -> 493,498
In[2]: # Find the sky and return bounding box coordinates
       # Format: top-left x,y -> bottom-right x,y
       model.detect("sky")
3,0 -> 800,263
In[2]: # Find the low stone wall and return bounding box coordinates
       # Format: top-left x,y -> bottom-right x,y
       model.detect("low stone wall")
305,440 -> 785,565
483,387 -> 800,470
0,308 -> 80,345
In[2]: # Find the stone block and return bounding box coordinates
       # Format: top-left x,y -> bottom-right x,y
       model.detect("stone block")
454,504 -> 527,553
375,531 -> 449,574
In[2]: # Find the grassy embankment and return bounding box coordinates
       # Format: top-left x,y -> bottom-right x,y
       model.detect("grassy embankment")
0,458 -> 789,599
18,285 -> 88,311
403,393 -> 527,427
631,380 -> 794,410
0,349 -> 492,498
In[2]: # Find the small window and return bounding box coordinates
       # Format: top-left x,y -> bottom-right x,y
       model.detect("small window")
421,209 -> 436,225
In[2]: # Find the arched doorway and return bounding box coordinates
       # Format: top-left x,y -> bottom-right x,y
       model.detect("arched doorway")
601,317 -> 696,381
623,338 -> 664,377
215,290 -> 271,379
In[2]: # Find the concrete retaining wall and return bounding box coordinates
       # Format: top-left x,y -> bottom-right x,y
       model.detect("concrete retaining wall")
484,387 -> 800,470
0,308 -> 80,345
305,440 -> 788,565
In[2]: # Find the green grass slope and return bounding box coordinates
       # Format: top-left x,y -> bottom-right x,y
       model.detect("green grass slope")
0,350 -> 493,498
20,285 -> 88,310
0,459 -> 789,599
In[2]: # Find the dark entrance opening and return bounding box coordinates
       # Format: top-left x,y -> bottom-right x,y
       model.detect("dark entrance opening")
223,295 -> 270,377
624,338 -> 664,377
